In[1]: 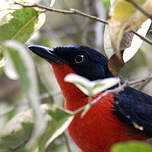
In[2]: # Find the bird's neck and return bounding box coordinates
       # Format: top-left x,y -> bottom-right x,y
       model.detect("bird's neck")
51,64 -> 88,111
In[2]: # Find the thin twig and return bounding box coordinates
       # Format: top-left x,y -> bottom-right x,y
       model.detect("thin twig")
14,2 -> 108,24
128,74 -> 152,87
15,2 -> 152,47
138,79 -> 152,90
64,132 -> 72,152
132,30 -> 152,46
125,0 -> 152,19
72,83 -> 127,115
72,74 -> 152,115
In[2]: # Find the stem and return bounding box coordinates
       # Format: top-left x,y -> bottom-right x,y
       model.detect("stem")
72,74 -> 152,116
15,1 -> 152,47
132,30 -> 152,46
15,2 -> 108,24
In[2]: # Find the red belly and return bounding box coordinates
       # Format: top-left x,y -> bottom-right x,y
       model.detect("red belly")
66,94 -> 147,152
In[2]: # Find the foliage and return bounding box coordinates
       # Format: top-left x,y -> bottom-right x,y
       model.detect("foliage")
0,104 -> 73,152
111,141 -> 152,152
0,0 -> 152,152
0,8 -> 39,42
65,73 -> 120,96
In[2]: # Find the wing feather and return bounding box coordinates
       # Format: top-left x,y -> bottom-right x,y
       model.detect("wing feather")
114,87 -> 152,135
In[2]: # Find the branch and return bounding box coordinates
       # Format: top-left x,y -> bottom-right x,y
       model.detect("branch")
129,74 -> 152,87
14,2 -> 108,24
131,30 -> 152,46
125,0 -> 152,19
138,79 -> 152,90
72,74 -> 152,116
15,2 -> 152,46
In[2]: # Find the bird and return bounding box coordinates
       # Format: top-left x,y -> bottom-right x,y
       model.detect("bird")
28,45 -> 152,152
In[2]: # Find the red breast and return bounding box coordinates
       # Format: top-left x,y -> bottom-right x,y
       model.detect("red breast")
51,64 -> 147,152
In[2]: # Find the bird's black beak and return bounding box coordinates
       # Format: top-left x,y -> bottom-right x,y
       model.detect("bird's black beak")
28,45 -> 61,64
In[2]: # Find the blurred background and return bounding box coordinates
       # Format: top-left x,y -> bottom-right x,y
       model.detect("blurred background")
0,0 -> 152,152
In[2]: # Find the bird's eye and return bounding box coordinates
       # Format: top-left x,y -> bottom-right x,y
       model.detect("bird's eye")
74,54 -> 86,64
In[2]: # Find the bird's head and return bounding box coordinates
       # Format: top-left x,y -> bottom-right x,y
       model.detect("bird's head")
28,45 -> 113,99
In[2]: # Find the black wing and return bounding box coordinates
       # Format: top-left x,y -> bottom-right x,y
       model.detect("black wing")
114,87 -> 152,135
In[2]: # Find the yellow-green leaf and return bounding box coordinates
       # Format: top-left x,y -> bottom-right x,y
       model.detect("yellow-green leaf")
108,0 -> 152,52
114,0 -> 145,21
111,141 -> 152,152
0,7 -> 45,43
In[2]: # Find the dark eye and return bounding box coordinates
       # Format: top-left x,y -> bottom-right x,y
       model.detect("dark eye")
74,54 -> 87,64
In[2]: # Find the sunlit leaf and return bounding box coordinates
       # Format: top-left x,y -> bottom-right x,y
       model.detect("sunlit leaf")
0,104 -> 73,152
0,123 -> 33,151
104,25 -> 114,59
4,52 -> 19,80
108,0 -> 152,52
0,58 -> 6,68
65,73 -> 119,96
38,107 -> 73,152
92,78 -> 119,95
50,0 -> 56,7
4,41 -> 45,149
123,19 -> 151,62
106,0 -> 152,76
113,0 -> 145,21
0,104 -> 49,151
64,73 -> 92,95
5,47 -> 30,91
0,109 -> 34,151
0,7 -> 45,43
106,19 -> 151,76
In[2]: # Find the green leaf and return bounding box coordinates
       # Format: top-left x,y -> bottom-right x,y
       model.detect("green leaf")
0,104 -> 73,152
0,7 -> 45,42
0,58 -> 6,68
0,123 -> 33,151
6,47 -> 30,91
114,0 -> 145,21
0,107 -> 34,151
65,73 -> 119,96
101,0 -> 110,9
4,41 -> 44,149
38,107 -> 73,152
64,73 -> 92,95
111,141 -> 152,152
